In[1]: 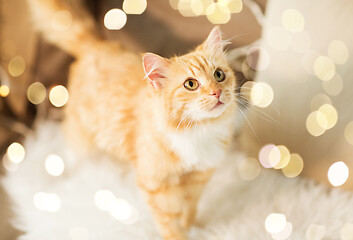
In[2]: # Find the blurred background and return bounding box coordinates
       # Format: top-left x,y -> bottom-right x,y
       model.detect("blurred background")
1,0 -> 353,239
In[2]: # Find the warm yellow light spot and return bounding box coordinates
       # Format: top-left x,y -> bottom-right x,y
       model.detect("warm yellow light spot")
190,0 -> 204,16
94,190 -> 116,211
45,154 -> 65,176
178,0 -> 196,17
306,111 -> 326,136
7,142 -> 25,164
327,40 -> 349,65
340,223 -> 353,240
322,73 -> 343,96
310,93 -> 332,111
328,161 -> 349,187
259,144 -> 280,168
27,82 -> 46,105
314,56 -> 335,81
2,155 -> 19,172
238,157 -> 261,180
306,224 -> 326,240
199,0 -> 214,14
51,10 -> 72,31
281,9 -> 305,32
250,82 -> 274,108
273,145 -> 291,169
282,153 -> 303,178
265,213 -> 287,234
0,85 -> 10,97
240,81 -> 255,103
266,27 -> 291,51
109,198 -> 133,222
246,47 -> 270,71
104,9 -> 127,30
290,31 -> 311,53
49,85 -> 69,107
344,121 -> 353,146
8,56 -> 26,77
206,2 -> 231,24
302,51 -> 320,75
218,0 -> 243,13
123,0 -> 147,15
33,192 -> 61,212
271,222 -> 293,240
317,104 -> 337,130
69,227 -> 89,240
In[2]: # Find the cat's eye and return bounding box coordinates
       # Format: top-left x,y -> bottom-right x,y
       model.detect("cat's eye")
214,68 -> 225,82
183,78 -> 199,91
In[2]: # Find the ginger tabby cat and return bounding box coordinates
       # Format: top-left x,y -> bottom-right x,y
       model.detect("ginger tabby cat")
28,0 -> 239,239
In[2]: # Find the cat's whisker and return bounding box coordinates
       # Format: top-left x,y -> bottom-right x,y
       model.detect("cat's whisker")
235,104 -> 260,142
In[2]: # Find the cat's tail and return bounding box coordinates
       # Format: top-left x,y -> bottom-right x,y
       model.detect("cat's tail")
27,0 -> 102,57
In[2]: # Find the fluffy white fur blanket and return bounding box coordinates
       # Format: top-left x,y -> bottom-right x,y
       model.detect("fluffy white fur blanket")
3,121 -> 353,240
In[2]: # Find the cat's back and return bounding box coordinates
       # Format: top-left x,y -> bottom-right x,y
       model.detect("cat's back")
65,42 -> 146,161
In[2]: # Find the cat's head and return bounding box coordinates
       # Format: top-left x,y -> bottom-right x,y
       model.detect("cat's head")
142,27 -> 236,129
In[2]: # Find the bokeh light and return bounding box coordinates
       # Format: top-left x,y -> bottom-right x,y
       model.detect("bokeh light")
94,190 -> 116,211
218,0 -> 243,13
290,31 -> 311,53
246,47 -> 270,71
104,9 -> 127,30
69,227 -> 89,240
178,0 -> 199,17
282,153 -> 304,178
109,198 -> 133,222
317,104 -> 337,130
306,111 -> 326,137
310,93 -> 331,111
302,51 -> 320,75
240,81 -> 255,103
33,192 -> 61,212
51,10 -> 72,31
7,142 -> 25,164
344,121 -> 353,146
306,224 -> 326,240
206,2 -> 231,24
266,27 -> 291,51
314,56 -> 335,81
0,85 -> 10,97
49,85 -> 69,107
265,213 -> 287,234
340,223 -> 353,240
258,144 -> 280,168
8,56 -> 26,77
250,82 -> 274,108
273,145 -> 290,169
271,222 -> 292,240
327,40 -> 349,65
45,154 -> 65,176
281,9 -> 305,32
328,161 -> 349,187
238,157 -> 261,180
169,0 -> 179,10
27,82 -> 46,105
123,0 -> 147,15
2,155 -> 19,172
322,73 -> 343,96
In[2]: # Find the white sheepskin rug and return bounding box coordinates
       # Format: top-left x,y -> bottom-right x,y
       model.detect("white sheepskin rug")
3,121 -> 353,240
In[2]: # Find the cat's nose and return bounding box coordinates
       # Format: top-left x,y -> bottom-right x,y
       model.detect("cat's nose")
210,89 -> 222,99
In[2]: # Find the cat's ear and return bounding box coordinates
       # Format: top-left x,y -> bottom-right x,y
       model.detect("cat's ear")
142,53 -> 170,90
199,26 -> 224,55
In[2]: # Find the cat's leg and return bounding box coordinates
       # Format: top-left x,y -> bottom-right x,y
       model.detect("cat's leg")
180,169 -> 214,230
139,177 -> 187,240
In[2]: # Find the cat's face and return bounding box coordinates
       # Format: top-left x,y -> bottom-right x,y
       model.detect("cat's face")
143,27 -> 236,128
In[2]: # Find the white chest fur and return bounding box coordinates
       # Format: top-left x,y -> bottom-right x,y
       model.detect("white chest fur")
167,123 -> 232,171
